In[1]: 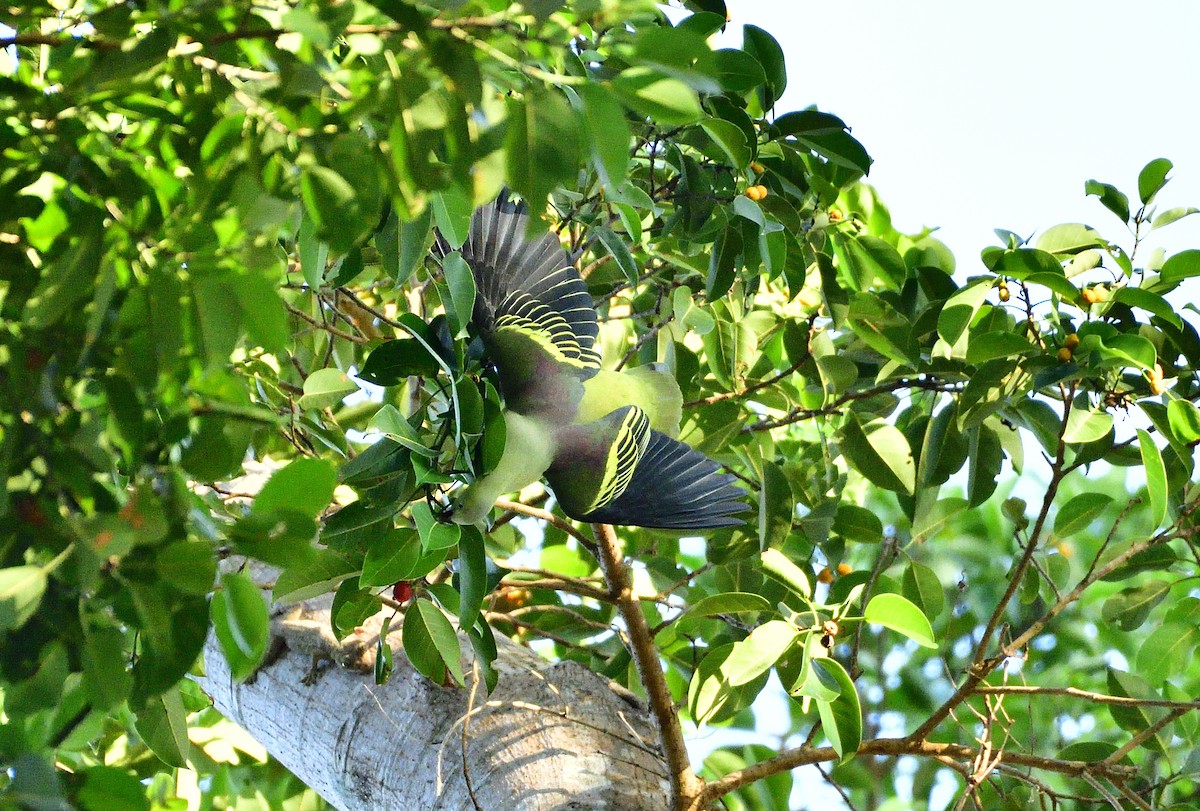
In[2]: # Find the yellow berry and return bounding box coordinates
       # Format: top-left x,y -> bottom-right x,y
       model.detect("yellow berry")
836,562 -> 852,576
745,186 -> 763,201
1064,333 -> 1080,350
1057,347 -> 1073,363
796,287 -> 822,311
749,161 -> 765,174
827,210 -> 843,223
997,285 -> 1010,302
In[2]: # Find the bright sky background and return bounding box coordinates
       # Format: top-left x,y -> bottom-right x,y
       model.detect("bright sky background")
720,0 -> 1200,272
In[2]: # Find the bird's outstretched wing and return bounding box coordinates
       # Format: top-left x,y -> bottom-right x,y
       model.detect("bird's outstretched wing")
438,193 -> 601,376
547,406 -> 748,531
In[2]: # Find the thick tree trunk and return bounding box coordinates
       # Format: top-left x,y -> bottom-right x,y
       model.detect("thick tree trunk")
193,563 -> 671,810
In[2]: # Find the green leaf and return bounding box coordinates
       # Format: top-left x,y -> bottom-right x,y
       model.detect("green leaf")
298,368 -> 359,411
1100,545 -> 1177,582
1138,429 -> 1168,529
1057,741 -> 1124,763
1098,333 -> 1156,371
253,458 -> 337,519
837,236 -> 906,291
790,654 -> 840,703
413,501 -> 461,551
965,329 -> 1037,366
721,620 -> 799,686
841,416 -> 916,495
813,657 -> 862,761
706,224 -> 742,300
1035,223 -> 1105,256
1167,399 -> 1200,443
82,627 -> 131,711
331,581 -> 381,638
370,404 -> 435,456
505,89 -> 581,211
211,572 -> 270,681
967,426 -> 1002,508
361,528 -> 443,586
1161,249 -> 1200,284
441,252 -> 477,339
712,48 -> 767,93
1084,180 -> 1130,223
758,460 -> 794,551
902,562 -> 945,619
690,644 -> 768,726
1062,405 -> 1113,445
936,279 -> 990,351
911,498 -> 967,546
1149,206 -> 1199,232
832,504 -> 883,544
403,598 -> 464,685
611,68 -> 703,126
358,338 -> 443,384
686,592 -> 773,618
742,25 -> 786,109
274,548 -> 360,604
760,549 -> 812,598
23,221 -> 103,330
431,185 -> 472,249
576,84 -> 631,189
701,118 -> 751,169
1137,620 -> 1200,685
1138,158 -> 1172,205
76,766 -> 151,811
863,593 -> 936,648
1054,493 -> 1113,537
1103,581 -> 1171,632
134,687 -> 190,767
1107,668 -> 1173,753
456,526 -> 486,629
1111,286 -> 1182,329
0,565 -> 47,631
594,225 -> 639,285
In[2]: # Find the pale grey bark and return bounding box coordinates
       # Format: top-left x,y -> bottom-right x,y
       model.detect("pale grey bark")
194,562 -> 671,811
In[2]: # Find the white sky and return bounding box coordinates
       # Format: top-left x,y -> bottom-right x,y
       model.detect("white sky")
721,0 -> 1200,271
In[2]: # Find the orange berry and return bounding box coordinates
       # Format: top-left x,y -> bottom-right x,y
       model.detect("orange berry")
1149,363 -> 1167,394
744,186 -> 762,201
749,161 -> 765,174
836,562 -> 852,576
1057,347 -> 1073,363
796,287 -> 822,311
827,210 -> 843,223
817,567 -> 834,584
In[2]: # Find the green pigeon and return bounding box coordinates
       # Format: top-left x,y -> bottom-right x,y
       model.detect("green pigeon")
437,193 -> 747,531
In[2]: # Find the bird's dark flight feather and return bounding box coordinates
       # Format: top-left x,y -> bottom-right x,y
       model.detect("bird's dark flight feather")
439,193 -> 601,372
580,430 -> 747,530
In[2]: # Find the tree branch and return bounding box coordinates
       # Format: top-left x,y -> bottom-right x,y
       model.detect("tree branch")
743,377 -> 960,432
699,737 -> 1140,806
592,523 -> 704,810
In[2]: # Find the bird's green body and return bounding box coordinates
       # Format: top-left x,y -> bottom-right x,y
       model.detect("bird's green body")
439,194 -> 746,531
